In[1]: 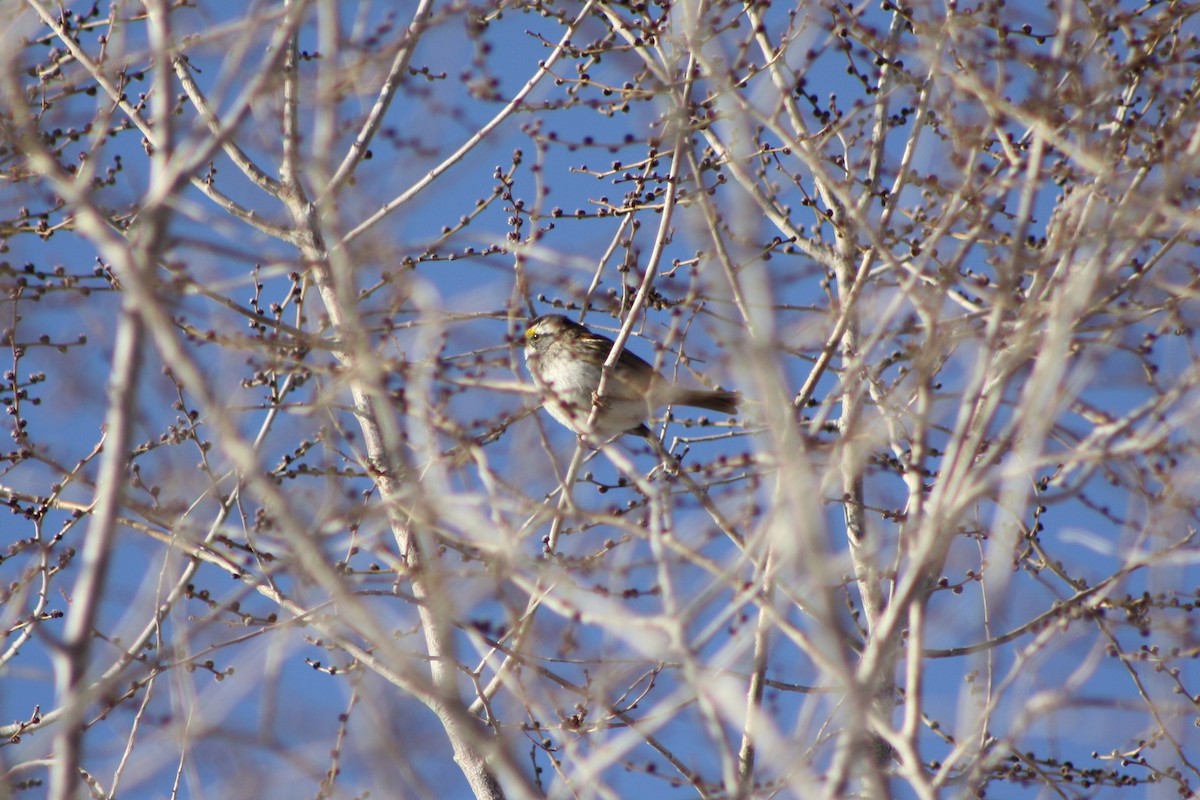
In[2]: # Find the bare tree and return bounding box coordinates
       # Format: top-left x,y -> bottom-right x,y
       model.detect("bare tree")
1,1 -> 1198,798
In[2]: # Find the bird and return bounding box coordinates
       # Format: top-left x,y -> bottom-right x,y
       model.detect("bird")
523,314 -> 738,439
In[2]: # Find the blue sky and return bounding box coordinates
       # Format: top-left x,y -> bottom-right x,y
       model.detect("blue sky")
2,1 -> 1199,799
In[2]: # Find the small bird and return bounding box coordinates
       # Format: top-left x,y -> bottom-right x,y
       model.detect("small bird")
523,314 -> 739,438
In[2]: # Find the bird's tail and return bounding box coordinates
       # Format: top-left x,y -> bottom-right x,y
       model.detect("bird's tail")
674,388 -> 739,415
